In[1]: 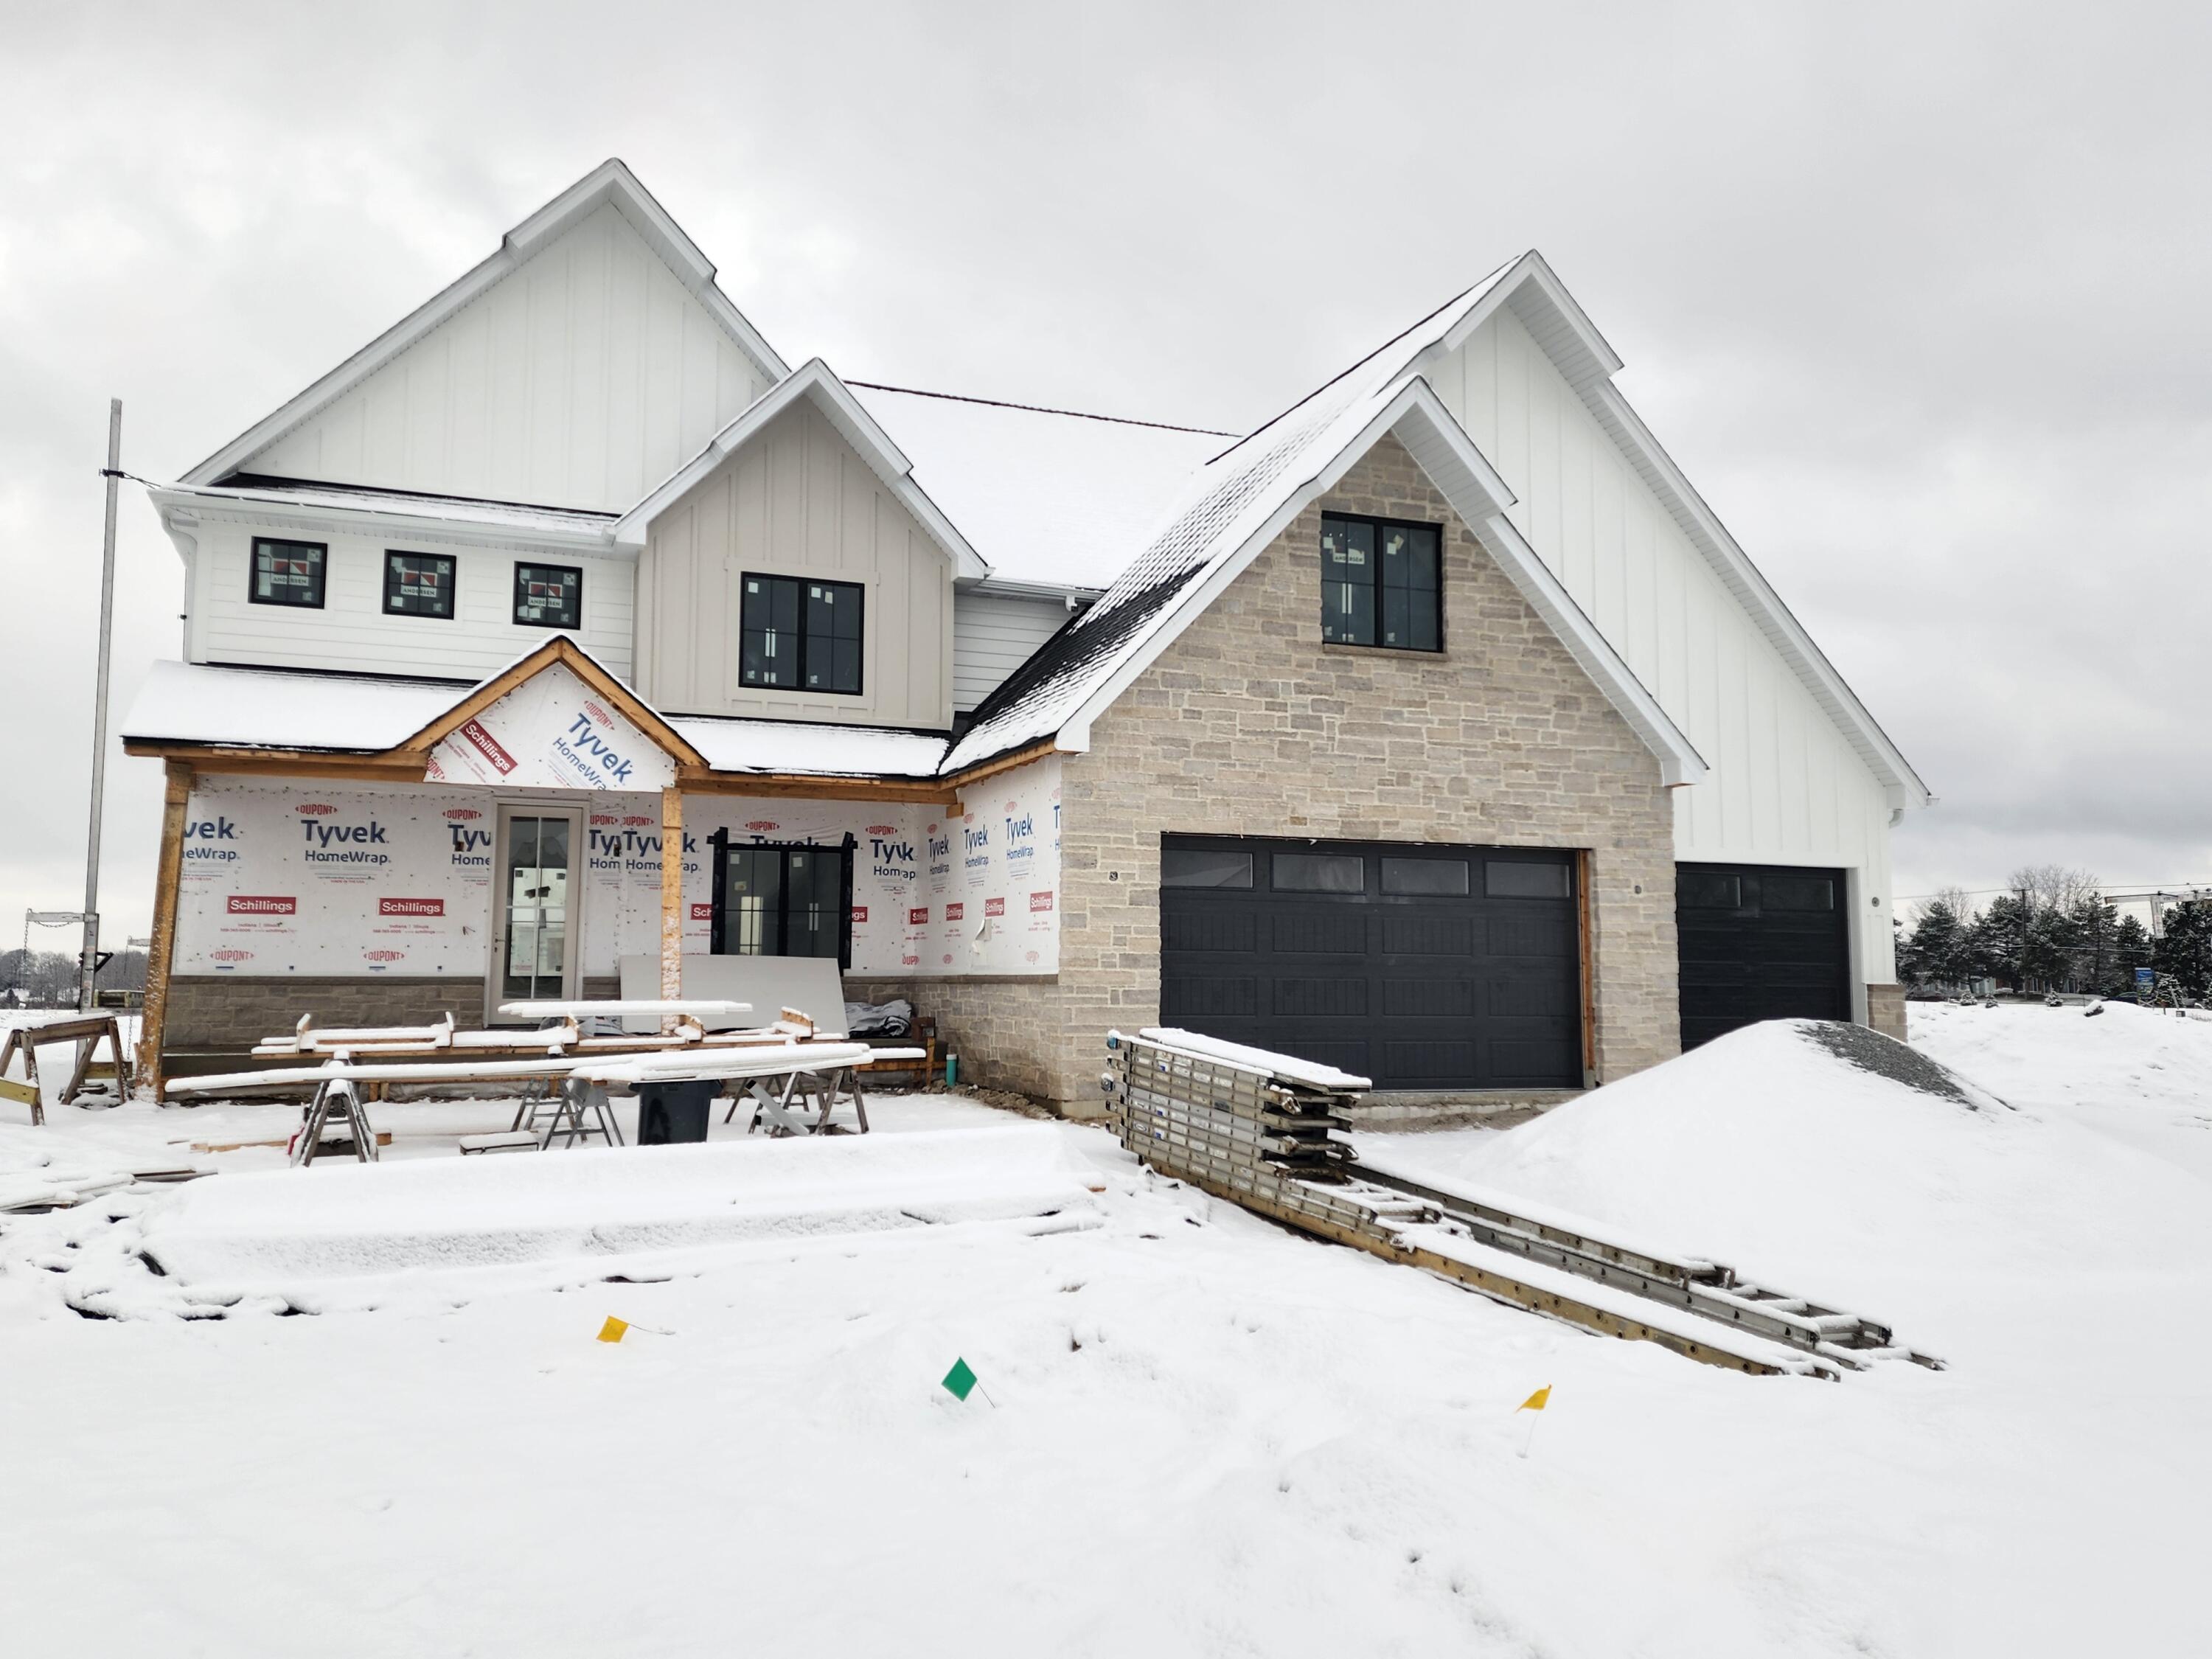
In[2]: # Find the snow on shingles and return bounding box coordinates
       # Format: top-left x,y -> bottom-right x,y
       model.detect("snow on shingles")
848,386 -> 1224,590
119,659 -> 461,752
669,714 -> 947,779
941,262 -> 1519,773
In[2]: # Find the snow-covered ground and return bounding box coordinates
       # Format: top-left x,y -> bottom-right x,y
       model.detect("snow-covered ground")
4,1007 -> 2208,1656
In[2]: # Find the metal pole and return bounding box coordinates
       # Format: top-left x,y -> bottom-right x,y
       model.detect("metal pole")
79,399 -> 122,1013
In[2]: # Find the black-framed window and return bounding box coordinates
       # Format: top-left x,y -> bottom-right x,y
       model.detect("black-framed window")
1321,513 -> 1441,651
513,563 -> 582,630
384,551 -> 456,619
708,833 -> 855,967
250,538 -> 327,608
740,573 -> 865,695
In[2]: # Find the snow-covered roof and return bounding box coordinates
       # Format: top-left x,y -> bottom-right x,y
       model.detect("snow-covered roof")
146,478 -> 622,550
669,715 -> 948,779
122,660 -> 462,754
181,161 -> 788,489
848,384 -> 1226,591
942,260 -> 1708,787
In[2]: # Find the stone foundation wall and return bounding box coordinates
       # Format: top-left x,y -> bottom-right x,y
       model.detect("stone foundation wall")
1866,983 -> 1907,1040
163,973 -> 621,1055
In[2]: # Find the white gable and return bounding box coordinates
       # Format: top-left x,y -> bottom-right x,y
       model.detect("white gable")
425,661 -> 677,792
228,195 -> 776,512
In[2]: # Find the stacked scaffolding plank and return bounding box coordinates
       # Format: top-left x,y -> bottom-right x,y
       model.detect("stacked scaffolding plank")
1103,1029 -> 1938,1380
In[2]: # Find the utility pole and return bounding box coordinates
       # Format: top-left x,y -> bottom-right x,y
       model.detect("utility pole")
79,399 -> 122,1012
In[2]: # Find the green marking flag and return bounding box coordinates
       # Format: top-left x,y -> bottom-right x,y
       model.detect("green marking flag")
942,1357 -> 979,1401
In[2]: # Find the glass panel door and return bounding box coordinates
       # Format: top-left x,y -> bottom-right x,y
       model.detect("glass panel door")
492,809 -> 580,1014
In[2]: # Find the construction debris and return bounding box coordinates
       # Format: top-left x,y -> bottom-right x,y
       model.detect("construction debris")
1103,1028 -> 1938,1380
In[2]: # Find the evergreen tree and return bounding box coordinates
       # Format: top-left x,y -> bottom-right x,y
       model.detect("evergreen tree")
2152,901 -> 2212,999
1972,893 -> 2031,989
1900,900 -> 1972,990
2067,895 -> 2121,994
2114,914 -> 2153,995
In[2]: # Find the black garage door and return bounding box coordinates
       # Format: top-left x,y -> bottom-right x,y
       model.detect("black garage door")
1676,863 -> 1851,1050
1158,835 -> 1583,1091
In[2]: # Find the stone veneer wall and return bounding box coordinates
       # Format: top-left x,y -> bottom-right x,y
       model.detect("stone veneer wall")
874,434 -> 1684,1110
1865,983 -> 1907,1041
164,973 -> 621,1059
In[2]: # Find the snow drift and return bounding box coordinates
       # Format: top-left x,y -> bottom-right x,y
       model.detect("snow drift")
139,1124 -> 1100,1293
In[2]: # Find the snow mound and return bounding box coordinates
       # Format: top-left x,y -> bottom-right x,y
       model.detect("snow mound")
1371,1018 -> 2212,1359
137,1124 -> 1099,1296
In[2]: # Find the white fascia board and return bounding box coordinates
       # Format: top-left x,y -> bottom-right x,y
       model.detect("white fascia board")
184,159 -> 786,487
1583,379 -> 1930,808
145,484 -> 626,557
964,574 -> 1104,603
1425,251 -> 1624,393
613,360 -> 992,582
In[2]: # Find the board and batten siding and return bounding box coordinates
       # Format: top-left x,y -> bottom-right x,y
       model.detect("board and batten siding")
952,591 -> 1072,712
1436,305 -> 1897,987
243,202 -> 771,513
186,512 -> 633,681
636,397 -> 955,728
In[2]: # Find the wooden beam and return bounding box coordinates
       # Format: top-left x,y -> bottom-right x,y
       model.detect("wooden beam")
659,787 -> 684,1032
942,738 -> 1059,793
672,767 -> 956,804
137,761 -> 194,1101
392,637 -> 710,769
122,747 -> 427,782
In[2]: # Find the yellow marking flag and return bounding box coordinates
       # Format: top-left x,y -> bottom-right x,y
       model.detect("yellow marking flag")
597,1316 -> 630,1344
1517,1385 -> 1551,1412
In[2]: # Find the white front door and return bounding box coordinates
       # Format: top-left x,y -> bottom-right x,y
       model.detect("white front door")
487,804 -> 585,1022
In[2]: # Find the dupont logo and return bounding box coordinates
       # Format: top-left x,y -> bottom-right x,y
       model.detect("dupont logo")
908,907 -> 929,926
378,898 -> 444,917
443,807 -> 482,821
627,815 -> 656,827
457,717 -> 518,775
583,698 -> 615,726
690,903 -> 713,920
901,953 -> 919,967
866,824 -> 897,836
210,948 -> 254,962
295,803 -> 335,816
984,897 -> 1006,917
745,820 -> 780,832
850,905 -> 868,924
227,895 -> 296,915
945,902 -> 965,922
1004,799 -> 1018,813
1025,950 -> 1040,964
942,953 -> 953,965
1029,891 -> 1054,913
364,949 -> 405,962
591,813 -> 619,826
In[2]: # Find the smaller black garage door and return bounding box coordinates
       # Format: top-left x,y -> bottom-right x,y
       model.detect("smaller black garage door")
1159,835 -> 1584,1091
1676,863 -> 1851,1050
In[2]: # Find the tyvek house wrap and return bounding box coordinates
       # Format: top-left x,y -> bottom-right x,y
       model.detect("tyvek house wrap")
171,757 -> 1061,981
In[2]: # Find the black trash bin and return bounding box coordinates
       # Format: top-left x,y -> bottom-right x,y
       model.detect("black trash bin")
634,1078 -> 720,1144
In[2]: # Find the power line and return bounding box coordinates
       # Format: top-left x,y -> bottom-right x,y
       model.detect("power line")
845,380 -> 1239,437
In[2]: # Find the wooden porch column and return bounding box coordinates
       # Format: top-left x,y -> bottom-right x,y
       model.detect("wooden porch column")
659,787 -> 684,1032
136,761 -> 193,1099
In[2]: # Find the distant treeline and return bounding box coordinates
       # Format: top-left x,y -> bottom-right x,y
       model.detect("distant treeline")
1897,864 -> 2212,998
0,948 -> 148,1008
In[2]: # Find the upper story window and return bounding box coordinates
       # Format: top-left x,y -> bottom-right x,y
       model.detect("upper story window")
250,537 -> 327,608
513,563 -> 581,630
1320,513 -> 1441,651
740,574 -> 864,695
385,551 -> 456,619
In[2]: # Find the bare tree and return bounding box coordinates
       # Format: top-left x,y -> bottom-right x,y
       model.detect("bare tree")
2008,864 -> 2099,916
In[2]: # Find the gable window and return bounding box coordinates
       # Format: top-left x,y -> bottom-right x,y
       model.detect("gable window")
513,563 -> 581,630
250,537 -> 327,608
1320,513 -> 1441,651
384,551 -> 456,619
740,573 -> 865,695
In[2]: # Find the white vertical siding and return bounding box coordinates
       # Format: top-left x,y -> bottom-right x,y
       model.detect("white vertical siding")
952,591 -> 1071,712
243,202 -> 769,512
1441,305 -> 1897,985
186,513 -> 633,681
636,397 -> 956,729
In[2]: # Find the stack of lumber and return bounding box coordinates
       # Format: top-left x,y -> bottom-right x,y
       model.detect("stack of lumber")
1102,1027 -> 1358,1192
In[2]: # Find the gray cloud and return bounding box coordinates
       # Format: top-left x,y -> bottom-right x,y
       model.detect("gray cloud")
4,0 -> 2208,937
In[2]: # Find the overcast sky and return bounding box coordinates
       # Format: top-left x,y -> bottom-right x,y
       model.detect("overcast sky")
4,0 -> 2209,945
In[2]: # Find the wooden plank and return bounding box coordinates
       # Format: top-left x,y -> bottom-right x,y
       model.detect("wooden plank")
672,767 -> 957,804
119,745 -> 428,782
0,1075 -> 41,1108
944,737 -> 1058,791
138,760 -> 194,1102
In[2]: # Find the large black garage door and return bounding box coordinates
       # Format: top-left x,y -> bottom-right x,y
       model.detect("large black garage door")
1158,835 -> 1583,1091
1676,862 -> 1851,1050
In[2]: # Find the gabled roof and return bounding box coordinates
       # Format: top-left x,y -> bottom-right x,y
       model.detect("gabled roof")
612,358 -> 991,581
181,160 -> 790,489
943,265 -> 1709,787
389,636 -> 709,770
